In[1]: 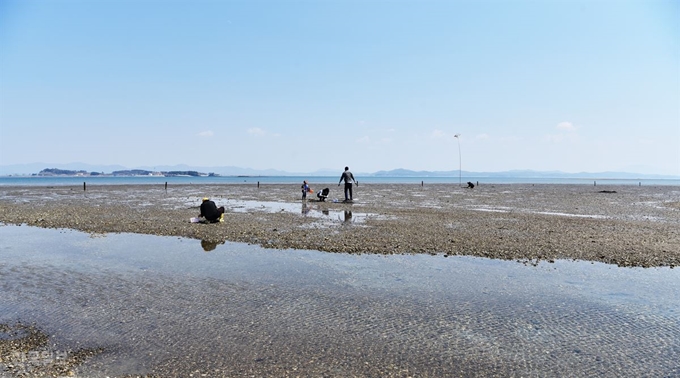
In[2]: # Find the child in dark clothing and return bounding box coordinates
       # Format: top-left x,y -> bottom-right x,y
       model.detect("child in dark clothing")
301,181 -> 310,200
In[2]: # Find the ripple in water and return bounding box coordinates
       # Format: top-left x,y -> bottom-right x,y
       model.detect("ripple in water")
0,225 -> 678,377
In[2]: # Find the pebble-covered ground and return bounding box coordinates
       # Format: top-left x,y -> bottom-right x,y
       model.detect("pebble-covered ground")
1,183 -> 679,267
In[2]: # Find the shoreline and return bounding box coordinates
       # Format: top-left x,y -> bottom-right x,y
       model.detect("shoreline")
1,183 -> 679,268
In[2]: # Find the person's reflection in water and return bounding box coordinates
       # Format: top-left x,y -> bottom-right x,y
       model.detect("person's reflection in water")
301,202 -> 310,215
200,240 -> 224,252
321,208 -> 329,216
343,210 -> 353,223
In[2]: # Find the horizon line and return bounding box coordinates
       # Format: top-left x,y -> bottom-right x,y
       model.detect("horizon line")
1,166 -> 678,179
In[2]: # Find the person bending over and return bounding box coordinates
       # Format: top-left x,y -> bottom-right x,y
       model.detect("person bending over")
199,198 -> 225,223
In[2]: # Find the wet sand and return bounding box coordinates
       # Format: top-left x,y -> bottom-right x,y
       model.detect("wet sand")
1,183 -> 679,267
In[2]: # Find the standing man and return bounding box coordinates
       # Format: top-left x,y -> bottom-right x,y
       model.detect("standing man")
338,166 -> 357,201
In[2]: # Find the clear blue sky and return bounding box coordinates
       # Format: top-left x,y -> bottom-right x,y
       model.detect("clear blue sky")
1,0 -> 678,175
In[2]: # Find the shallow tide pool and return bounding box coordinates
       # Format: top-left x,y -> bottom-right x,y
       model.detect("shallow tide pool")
0,225 -> 678,377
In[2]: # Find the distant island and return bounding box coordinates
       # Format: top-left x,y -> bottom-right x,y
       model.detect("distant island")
36,168 -> 220,177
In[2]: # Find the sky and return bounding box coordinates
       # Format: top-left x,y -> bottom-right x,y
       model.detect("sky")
0,0 -> 678,175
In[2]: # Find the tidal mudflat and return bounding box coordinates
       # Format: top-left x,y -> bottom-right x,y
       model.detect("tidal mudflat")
0,183 -> 679,267
1,225 -> 679,377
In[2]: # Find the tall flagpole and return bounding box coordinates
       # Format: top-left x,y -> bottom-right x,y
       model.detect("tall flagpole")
454,134 -> 461,187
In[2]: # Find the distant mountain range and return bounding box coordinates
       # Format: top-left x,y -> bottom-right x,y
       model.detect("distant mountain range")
371,169 -> 678,179
0,163 -> 678,179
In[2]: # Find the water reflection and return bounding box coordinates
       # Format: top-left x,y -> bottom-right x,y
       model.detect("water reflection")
342,210 -> 353,223
226,198 -> 380,223
200,239 -> 224,252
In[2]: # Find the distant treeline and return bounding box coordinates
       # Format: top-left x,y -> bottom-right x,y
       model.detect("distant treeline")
38,168 -> 97,176
37,168 -> 213,177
